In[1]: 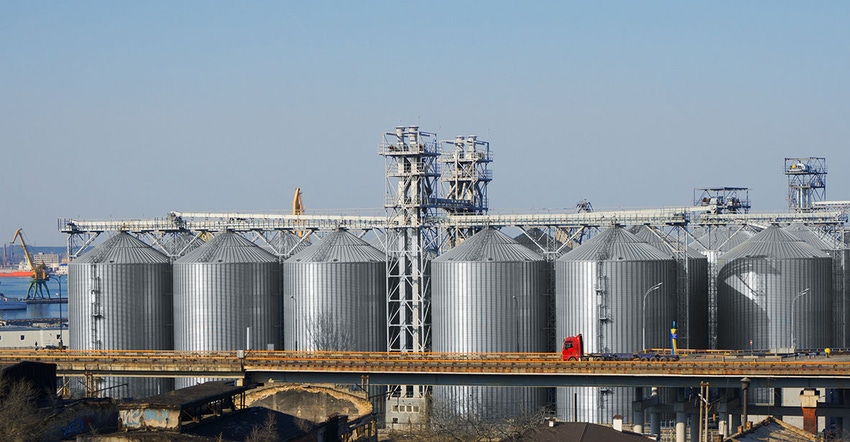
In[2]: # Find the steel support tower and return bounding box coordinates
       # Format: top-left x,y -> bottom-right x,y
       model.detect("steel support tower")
438,135 -> 492,249
786,157 -> 827,212
379,126 -> 441,357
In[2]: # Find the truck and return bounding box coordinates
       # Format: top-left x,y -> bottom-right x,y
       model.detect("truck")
561,334 -> 679,362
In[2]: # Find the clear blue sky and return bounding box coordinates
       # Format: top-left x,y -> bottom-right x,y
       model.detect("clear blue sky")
2,2 -> 849,246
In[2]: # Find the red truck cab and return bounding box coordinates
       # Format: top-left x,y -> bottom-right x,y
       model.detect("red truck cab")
562,334 -> 584,361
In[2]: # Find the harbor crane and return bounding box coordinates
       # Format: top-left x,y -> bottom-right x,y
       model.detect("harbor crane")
10,228 -> 51,299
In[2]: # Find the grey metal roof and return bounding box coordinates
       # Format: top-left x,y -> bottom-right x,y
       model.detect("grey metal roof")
696,226 -> 754,252
260,231 -> 310,257
721,225 -> 830,261
435,228 -> 543,262
513,228 -> 566,254
286,229 -> 384,263
784,223 -> 843,251
72,232 -> 169,264
557,226 -> 671,262
629,225 -> 703,258
176,231 -> 277,263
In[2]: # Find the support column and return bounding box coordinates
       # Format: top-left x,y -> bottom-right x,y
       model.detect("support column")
800,389 -> 820,435
675,411 -> 686,442
633,387 -> 645,434
650,410 -> 661,438
649,387 -> 661,437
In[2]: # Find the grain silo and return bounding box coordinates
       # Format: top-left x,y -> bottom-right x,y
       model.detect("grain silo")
695,225 -> 756,349
431,228 -> 550,421
555,226 -> 677,424
68,232 -> 173,398
631,226 -> 709,349
784,223 -> 849,347
718,225 -> 834,351
173,231 -> 281,388
283,229 -> 386,352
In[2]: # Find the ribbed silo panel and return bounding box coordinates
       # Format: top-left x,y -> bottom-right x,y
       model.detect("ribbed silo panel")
432,386 -> 550,423
717,256 -> 833,350
432,261 -> 548,353
173,233 -> 281,389
843,249 -> 850,348
554,226 -> 678,424
785,224 -> 847,348
174,262 -> 281,351
558,386 -> 637,424
431,228 -> 550,421
68,232 -> 173,398
687,257 -> 710,349
631,226 -> 710,349
283,260 -> 386,351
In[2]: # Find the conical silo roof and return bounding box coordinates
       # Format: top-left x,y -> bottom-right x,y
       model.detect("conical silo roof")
288,230 -> 384,263
73,232 -> 169,264
513,228 -> 567,255
260,231 -> 310,257
558,226 -> 671,262
629,225 -> 703,259
722,225 -> 830,261
176,231 -> 276,263
783,223 -> 842,252
436,228 -> 543,262
696,226 -> 754,252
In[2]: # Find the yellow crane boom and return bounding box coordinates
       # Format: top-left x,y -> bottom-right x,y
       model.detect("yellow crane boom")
10,228 -> 51,299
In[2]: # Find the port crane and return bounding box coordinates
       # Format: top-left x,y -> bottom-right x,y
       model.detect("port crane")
10,228 -> 51,299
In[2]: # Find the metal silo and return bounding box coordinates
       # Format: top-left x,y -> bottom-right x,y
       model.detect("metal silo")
173,232 -> 281,388
784,223 -> 849,348
717,225 -> 833,351
555,226 -> 677,424
631,226 -> 709,349
283,229 -> 386,352
68,232 -> 173,398
695,225 -> 755,349
431,228 -> 550,421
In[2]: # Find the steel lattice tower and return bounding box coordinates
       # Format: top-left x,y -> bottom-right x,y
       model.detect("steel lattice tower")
380,126 -> 441,358
438,135 -> 492,249
786,157 -> 827,212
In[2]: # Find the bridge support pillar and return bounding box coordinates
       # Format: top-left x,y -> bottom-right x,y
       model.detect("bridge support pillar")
673,388 -> 690,442
633,388 -> 645,434
675,411 -> 686,442
650,410 -> 661,437
800,388 -> 820,435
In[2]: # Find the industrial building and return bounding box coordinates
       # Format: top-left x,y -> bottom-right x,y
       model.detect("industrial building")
58,130 -> 850,437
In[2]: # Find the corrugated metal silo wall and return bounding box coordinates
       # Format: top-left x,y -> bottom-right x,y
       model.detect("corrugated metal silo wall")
844,249 -> 850,348
431,259 -> 550,421
68,260 -> 173,398
173,261 -> 281,388
687,256 -> 709,349
282,260 -> 386,352
717,256 -> 834,351
554,258 -> 677,424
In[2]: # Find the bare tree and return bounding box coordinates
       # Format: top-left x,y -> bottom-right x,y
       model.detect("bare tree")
305,312 -> 355,351
388,396 -> 553,442
245,410 -> 278,442
0,378 -> 43,441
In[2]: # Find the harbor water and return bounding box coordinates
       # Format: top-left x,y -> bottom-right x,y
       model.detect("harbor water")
0,276 -> 66,321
